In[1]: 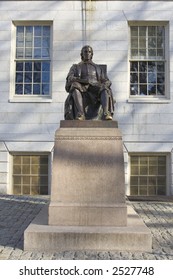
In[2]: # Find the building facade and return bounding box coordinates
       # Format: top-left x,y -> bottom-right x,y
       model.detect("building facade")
0,0 -> 173,197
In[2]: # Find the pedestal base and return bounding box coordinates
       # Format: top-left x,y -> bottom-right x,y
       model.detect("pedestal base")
24,204 -> 152,252
24,121 -> 152,253
49,121 -> 127,227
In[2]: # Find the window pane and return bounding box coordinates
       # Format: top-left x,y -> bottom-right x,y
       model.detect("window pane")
13,176 -> 22,184
157,84 -> 165,95
131,38 -> 138,48
131,49 -> 138,57
130,84 -> 138,95
17,26 -> 24,36
43,26 -> 50,36
148,84 -> 156,95
42,37 -> 50,48
140,85 -> 147,95
157,186 -> 166,195
42,84 -> 49,95
139,176 -> 147,186
34,72 -> 41,82
15,84 -> 23,94
130,176 -> 138,186
148,26 -> 156,36
13,185 -> 21,195
24,84 -> 32,94
148,73 -> 156,83
148,61 -> 156,72
33,84 -> 41,95
16,48 -> 24,58
23,185 -> 30,195
14,156 -> 22,164
148,37 -> 156,48
42,72 -> 50,83
139,26 -> 146,36
130,62 -> 138,72
139,73 -> 147,83
130,73 -> 138,83
13,165 -> 22,175
139,186 -> 147,195
130,186 -> 138,195
140,166 -> 148,175
25,48 -> 32,58
148,186 -> 156,195
34,48 -> 41,58
31,165 -> 39,174
34,62 -> 41,71
148,49 -> 156,57
157,62 -> 164,72
40,185 -> 48,195
16,73 -> 23,83
25,72 -> 32,83
42,48 -> 50,58
157,26 -> 164,36
34,37 -> 41,48
23,176 -> 30,184
34,26 -> 42,36
31,185 -> 40,195
42,62 -> 50,71
25,62 -> 32,71
139,62 -> 147,72
139,37 -> 146,49
23,156 -> 30,164
131,26 -> 138,36
16,62 -> 23,71
131,166 -> 139,175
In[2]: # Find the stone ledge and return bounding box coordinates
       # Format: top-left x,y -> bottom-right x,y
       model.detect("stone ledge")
60,120 -> 118,128
24,205 -> 152,252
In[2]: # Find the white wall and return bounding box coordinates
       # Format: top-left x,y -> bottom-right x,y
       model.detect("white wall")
0,1 -> 173,194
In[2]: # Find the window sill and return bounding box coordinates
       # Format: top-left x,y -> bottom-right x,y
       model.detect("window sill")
128,97 -> 170,104
9,96 -> 52,103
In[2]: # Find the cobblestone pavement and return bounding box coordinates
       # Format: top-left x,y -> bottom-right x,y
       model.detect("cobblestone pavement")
0,194 -> 173,260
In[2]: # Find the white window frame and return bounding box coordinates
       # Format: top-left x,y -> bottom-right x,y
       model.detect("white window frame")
128,21 -> 170,103
10,21 -> 53,103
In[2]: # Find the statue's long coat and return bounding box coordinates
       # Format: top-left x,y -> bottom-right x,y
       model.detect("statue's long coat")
64,61 -> 115,120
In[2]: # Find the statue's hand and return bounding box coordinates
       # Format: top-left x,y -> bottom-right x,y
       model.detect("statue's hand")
75,78 -> 89,84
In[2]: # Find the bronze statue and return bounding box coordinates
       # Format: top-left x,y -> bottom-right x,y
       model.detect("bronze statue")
64,45 -> 114,120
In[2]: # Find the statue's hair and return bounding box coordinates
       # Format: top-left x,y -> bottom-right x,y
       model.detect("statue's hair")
80,45 -> 93,60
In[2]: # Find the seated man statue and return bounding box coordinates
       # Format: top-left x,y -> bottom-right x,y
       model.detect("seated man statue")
64,45 -> 114,120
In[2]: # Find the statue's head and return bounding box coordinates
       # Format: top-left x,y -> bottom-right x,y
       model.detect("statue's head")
81,45 -> 93,61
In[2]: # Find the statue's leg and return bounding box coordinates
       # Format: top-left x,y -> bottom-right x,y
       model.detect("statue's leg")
100,90 -> 112,120
72,89 -> 85,120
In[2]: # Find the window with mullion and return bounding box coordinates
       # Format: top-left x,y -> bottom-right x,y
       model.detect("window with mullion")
130,155 -> 167,196
13,155 -> 49,195
130,25 -> 165,97
15,25 -> 51,96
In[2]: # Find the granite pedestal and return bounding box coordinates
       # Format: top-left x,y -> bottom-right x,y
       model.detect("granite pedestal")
49,120 -> 127,227
24,121 -> 152,252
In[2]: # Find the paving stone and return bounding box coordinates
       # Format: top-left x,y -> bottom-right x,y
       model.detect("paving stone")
19,251 -> 33,260
98,252 -> 111,260
41,252 -> 54,260
52,252 -> 67,260
63,251 -> 76,260
109,251 -> 121,259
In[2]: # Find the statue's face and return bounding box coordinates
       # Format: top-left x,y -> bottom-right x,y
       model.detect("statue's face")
82,47 -> 93,62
